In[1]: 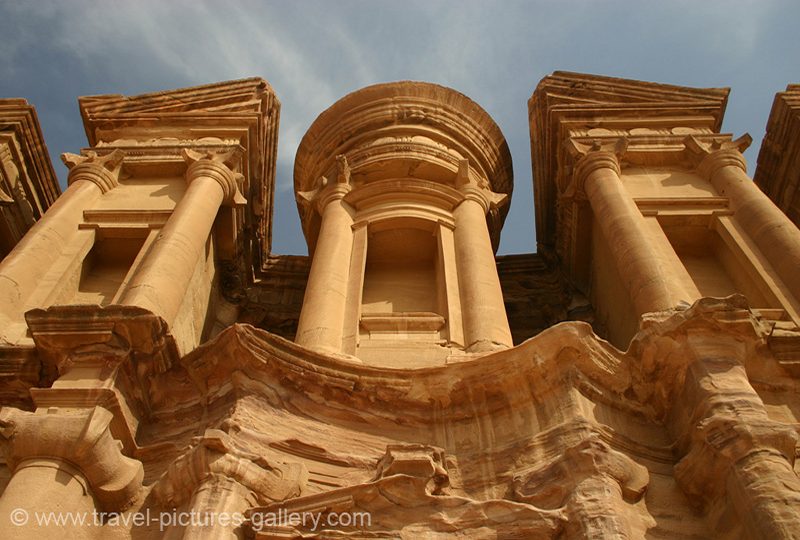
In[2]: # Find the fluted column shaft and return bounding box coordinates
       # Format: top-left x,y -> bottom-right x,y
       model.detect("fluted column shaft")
121,158 -> 234,325
295,185 -> 354,353
700,149 -> 800,303
453,185 -> 513,351
580,151 -> 689,315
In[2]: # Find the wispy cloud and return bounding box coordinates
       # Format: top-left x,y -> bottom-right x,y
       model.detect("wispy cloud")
1,0 -> 798,254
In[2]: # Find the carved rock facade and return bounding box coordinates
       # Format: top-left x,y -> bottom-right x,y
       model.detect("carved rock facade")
0,73 -> 798,539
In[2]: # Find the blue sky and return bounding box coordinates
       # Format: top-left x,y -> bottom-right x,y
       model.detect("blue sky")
1,0 -> 798,255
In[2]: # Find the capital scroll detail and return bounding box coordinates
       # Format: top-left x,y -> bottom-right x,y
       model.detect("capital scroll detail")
182,148 -> 247,207
61,149 -> 125,194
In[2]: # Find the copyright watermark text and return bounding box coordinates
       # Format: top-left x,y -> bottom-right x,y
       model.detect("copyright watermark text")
7,507 -> 371,532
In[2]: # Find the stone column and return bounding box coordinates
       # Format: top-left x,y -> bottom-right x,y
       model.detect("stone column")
0,151 -> 123,331
295,180 -> 354,354
577,150 -> 689,315
671,317 -> 800,539
697,147 -> 800,303
179,477 -> 253,540
0,406 -> 143,537
0,460 -> 97,538
120,150 -> 243,326
151,430 -> 306,539
453,174 -> 513,352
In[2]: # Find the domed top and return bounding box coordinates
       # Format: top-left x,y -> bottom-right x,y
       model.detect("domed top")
294,81 -> 513,200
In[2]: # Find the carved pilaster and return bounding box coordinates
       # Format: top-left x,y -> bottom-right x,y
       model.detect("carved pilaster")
454,158 -> 507,213
564,136 -> 690,317
684,133 -> 800,306
295,154 -> 356,355
565,137 -> 628,200
452,159 -> 513,351
684,134 -> 752,178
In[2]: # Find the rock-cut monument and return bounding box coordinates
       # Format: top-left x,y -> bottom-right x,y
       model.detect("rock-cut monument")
0,72 -> 799,538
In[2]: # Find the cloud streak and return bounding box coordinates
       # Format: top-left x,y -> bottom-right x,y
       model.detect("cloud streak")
0,0 -> 798,254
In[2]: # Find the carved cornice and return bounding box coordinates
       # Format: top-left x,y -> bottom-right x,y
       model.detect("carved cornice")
137,295 -> 799,536
754,83 -> 800,224
0,406 -> 143,511
530,71 -> 730,252
0,141 -> 18,204
61,149 -> 125,194
77,78 -> 280,270
0,98 -> 60,214
294,82 -> 513,248
295,82 -> 513,195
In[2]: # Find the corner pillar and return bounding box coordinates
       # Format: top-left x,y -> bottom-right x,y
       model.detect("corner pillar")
672,324 -> 800,538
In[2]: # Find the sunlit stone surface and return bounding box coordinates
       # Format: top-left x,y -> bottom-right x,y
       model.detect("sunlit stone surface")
0,73 -> 799,538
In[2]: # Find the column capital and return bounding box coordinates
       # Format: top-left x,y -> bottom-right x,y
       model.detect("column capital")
512,431 -> 649,504
455,159 -> 507,213
565,138 -> 627,199
0,406 -> 143,511
182,148 -> 247,207
150,429 -> 306,508
61,149 -> 125,194
684,134 -> 751,179
297,154 -> 353,214
675,414 -> 798,503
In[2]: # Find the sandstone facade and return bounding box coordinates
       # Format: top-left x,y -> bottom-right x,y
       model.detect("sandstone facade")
0,73 -> 798,539
0,99 -> 61,259
755,84 -> 800,227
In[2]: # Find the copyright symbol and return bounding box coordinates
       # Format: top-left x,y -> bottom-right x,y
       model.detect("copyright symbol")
10,508 -> 28,526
